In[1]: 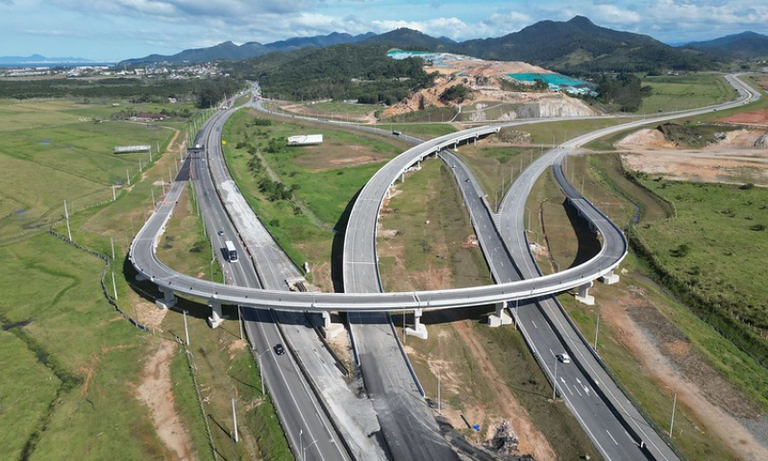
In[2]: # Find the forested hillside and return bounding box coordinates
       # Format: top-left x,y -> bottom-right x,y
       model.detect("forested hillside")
227,45 -> 435,104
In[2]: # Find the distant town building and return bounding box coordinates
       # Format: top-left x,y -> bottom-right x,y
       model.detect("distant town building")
287,134 -> 323,146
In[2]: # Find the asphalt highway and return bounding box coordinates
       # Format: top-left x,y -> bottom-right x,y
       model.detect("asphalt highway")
190,111 -> 350,461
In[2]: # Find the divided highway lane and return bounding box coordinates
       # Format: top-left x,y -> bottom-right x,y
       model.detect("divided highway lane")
204,102 -> 388,461
495,74 -> 760,459
191,112 -> 350,461
439,149 -> 653,460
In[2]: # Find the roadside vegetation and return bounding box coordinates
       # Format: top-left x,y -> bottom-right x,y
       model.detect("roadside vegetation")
524,151 -> 768,459
631,179 -> 768,370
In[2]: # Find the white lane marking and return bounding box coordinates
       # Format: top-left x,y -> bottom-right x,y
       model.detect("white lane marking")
606,429 -> 618,445
561,378 -> 574,396
532,320 -> 537,329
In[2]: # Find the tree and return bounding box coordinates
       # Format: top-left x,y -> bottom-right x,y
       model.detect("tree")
439,84 -> 471,103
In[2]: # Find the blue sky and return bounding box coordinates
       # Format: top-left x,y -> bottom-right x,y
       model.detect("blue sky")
1,0 -> 766,61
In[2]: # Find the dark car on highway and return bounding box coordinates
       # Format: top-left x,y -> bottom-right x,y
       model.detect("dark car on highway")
274,344 -> 285,355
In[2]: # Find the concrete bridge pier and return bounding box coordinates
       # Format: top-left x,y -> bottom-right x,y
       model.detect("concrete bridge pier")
600,269 -> 620,285
156,287 -> 177,309
575,281 -> 595,305
320,311 -> 344,339
405,308 -> 428,340
489,301 -> 512,327
208,299 -> 223,328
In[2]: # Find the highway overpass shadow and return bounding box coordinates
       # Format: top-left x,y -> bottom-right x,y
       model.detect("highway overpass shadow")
121,254 -> 242,336
562,198 -> 601,269
391,304 -> 496,327
331,186 -> 363,293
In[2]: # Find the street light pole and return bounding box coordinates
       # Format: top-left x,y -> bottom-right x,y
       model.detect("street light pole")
232,398 -> 238,443
438,368 -> 441,414
552,357 -> 559,400
183,310 -> 190,346
594,313 -> 600,351
669,389 -> 677,438
238,306 -> 244,340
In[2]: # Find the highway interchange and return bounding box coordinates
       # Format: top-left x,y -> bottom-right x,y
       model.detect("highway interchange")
130,74 -> 760,459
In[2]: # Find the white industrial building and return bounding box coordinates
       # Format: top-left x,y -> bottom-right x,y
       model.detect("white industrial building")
287,134 -> 323,146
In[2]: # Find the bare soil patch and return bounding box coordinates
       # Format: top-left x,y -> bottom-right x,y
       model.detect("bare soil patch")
599,285 -> 768,460
292,143 -> 392,171
136,340 -> 196,461
383,53 -> 597,119
131,295 -> 168,331
617,127 -> 768,184
718,109 -> 768,127
451,320 -> 557,460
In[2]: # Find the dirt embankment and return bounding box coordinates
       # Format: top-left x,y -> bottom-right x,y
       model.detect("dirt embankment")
616,126 -> 768,184
600,283 -> 768,460
136,340 -> 195,460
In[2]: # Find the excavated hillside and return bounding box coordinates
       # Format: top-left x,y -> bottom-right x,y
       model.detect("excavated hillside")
383,53 -> 598,120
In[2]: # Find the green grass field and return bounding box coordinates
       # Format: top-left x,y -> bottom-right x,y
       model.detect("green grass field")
640,73 -> 733,113
456,144 -> 544,210
0,233 -> 165,460
632,180 -> 768,366
381,106 -> 457,124
378,158 -> 490,290
221,109 -> 410,289
301,100 -> 379,116
0,99 -> 184,245
0,96 -> 288,460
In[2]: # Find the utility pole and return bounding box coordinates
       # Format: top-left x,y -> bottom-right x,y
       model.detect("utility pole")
111,271 -> 118,300
126,169 -> 131,186
111,185 -> 117,201
238,306 -> 244,340
151,188 -> 156,209
594,313 -> 600,351
64,200 -> 72,241
669,389 -> 677,438
552,357 -> 559,400
403,310 -> 407,345
111,236 -> 115,260
183,310 -> 190,346
437,368 -> 441,414
232,398 -> 238,443
139,158 -> 142,172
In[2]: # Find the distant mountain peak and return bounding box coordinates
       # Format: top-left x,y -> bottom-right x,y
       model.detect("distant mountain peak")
567,15 -> 595,27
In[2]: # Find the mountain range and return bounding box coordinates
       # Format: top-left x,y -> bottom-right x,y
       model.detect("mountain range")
116,16 -> 768,72
8,17 -> 766,71
0,54 -> 106,66
683,31 -> 768,60
118,32 -> 375,67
